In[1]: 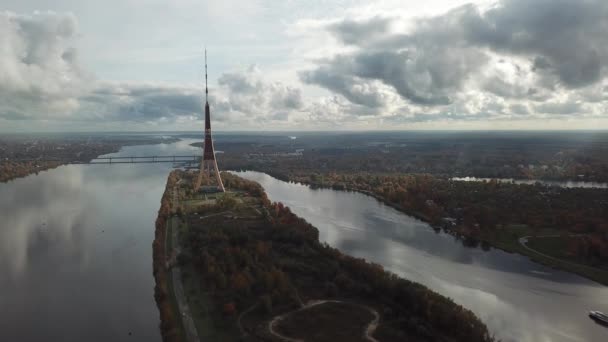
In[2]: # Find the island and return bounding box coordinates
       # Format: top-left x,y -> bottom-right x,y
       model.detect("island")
153,170 -> 494,342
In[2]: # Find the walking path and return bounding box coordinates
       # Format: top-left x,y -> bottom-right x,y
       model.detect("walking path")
518,234 -> 602,272
237,302 -> 259,337
267,300 -> 379,342
168,186 -> 201,342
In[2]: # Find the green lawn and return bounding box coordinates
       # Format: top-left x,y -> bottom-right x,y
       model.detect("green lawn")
480,225 -> 608,285
527,236 -> 608,271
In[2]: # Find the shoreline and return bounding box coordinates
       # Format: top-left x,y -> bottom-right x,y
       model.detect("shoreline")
0,138 -> 179,184
231,168 -> 608,286
152,172 -> 184,342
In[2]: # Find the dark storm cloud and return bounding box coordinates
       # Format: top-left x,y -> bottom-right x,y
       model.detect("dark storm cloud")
302,0 -> 608,111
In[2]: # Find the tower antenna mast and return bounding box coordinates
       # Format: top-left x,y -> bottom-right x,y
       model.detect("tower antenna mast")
195,47 -> 225,192
205,48 -> 208,102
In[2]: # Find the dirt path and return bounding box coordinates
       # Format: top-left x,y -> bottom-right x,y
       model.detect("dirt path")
237,302 -> 259,337
267,300 -> 379,342
168,185 -> 201,342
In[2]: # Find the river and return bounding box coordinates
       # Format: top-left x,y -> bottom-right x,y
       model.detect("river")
0,139 -> 200,342
1,139 -> 606,342
237,171 -> 608,342
452,177 -> 608,189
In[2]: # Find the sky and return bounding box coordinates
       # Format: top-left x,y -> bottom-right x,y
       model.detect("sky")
1,0 -> 608,132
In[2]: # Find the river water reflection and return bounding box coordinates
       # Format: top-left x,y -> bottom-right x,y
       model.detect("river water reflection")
0,139 -> 200,342
237,171 -> 608,342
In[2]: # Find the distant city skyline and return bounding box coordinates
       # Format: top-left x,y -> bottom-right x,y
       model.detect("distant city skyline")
1,0 -> 608,131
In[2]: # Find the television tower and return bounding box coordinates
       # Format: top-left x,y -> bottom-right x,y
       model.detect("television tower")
195,49 -> 225,192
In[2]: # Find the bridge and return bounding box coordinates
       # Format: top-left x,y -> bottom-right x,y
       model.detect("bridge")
8,155 -> 202,165
89,155 -> 201,164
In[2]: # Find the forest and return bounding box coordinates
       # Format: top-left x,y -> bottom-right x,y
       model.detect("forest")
216,131 -> 608,182
158,171 -> 495,342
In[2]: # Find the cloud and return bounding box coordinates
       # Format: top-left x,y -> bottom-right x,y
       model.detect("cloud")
81,83 -> 202,122
534,101 -> 584,115
0,11 -> 305,129
217,65 -> 303,120
329,16 -> 392,46
462,0 -> 608,88
299,0 -> 608,122
76,66 -> 305,127
0,11 -> 92,121
3,2 -> 608,130
300,59 -> 392,108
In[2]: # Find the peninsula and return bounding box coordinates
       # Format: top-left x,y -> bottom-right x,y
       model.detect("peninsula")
153,170 -> 494,342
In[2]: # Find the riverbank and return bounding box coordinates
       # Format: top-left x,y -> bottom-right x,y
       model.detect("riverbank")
0,136 -> 178,183
231,168 -> 608,286
154,170 -> 494,342
343,184 -> 608,286
152,172 -> 184,342
0,160 -> 63,183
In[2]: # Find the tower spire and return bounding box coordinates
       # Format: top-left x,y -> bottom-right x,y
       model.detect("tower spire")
205,48 -> 208,102
195,47 -> 225,192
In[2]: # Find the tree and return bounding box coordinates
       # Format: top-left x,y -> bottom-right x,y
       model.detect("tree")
217,193 -> 238,210
223,302 -> 236,316
261,294 -> 273,314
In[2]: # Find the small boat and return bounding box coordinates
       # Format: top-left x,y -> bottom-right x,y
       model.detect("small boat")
589,311 -> 608,325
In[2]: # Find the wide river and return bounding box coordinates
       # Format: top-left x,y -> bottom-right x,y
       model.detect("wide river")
1,139 -> 607,342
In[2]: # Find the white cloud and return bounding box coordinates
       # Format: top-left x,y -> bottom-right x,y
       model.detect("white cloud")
1,0 -> 608,131
0,11 -> 92,120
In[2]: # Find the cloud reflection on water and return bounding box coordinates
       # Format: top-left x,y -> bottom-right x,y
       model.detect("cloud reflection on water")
0,166 -> 92,278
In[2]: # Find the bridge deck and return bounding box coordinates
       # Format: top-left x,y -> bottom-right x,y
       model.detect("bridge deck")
5,155 -> 202,165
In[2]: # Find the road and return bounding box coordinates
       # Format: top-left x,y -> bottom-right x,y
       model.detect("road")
168,185 -> 201,342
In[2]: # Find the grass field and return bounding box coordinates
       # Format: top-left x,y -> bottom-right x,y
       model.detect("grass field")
526,236 -> 608,271
480,225 -> 608,285
274,302 -> 375,342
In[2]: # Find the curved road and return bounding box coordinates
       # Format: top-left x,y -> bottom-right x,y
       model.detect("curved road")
267,300 -> 379,342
